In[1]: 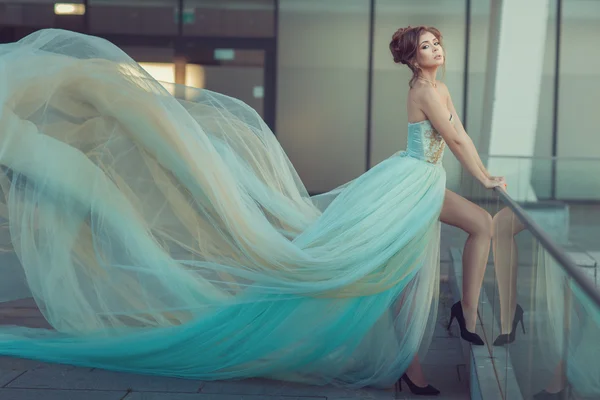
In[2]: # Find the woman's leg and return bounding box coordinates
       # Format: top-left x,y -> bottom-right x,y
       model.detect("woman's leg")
403,189 -> 492,386
543,361 -> 567,394
491,207 -> 525,333
439,189 -> 493,331
404,354 -> 427,385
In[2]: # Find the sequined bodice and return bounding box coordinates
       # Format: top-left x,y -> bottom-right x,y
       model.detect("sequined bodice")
405,116 -> 452,164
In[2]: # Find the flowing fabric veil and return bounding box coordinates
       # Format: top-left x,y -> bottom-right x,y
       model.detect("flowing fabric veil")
0,29 -> 444,388
535,248 -> 600,396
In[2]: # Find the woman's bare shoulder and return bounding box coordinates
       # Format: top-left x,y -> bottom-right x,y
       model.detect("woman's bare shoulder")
408,82 -> 440,106
435,81 -> 452,102
407,82 -> 439,121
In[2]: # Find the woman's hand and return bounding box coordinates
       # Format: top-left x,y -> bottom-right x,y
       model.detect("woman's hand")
482,176 -> 507,190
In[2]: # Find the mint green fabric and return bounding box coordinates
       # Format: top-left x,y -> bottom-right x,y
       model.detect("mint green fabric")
0,29 -> 447,389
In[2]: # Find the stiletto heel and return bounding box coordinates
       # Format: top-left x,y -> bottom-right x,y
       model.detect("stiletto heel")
446,314 -> 454,330
395,373 -> 440,396
493,304 -> 525,346
447,301 -> 484,345
394,379 -> 401,396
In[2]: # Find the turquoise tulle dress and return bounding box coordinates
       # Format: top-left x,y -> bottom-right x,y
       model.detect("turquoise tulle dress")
0,29 -> 449,388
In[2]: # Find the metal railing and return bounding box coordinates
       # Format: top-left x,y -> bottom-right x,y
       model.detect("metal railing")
475,186 -> 600,399
494,186 -> 600,308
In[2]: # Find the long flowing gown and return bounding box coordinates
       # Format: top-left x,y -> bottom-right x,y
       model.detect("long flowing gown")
0,29 -> 449,388
535,248 -> 600,397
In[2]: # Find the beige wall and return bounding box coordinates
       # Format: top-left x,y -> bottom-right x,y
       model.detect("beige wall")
276,0 -> 371,194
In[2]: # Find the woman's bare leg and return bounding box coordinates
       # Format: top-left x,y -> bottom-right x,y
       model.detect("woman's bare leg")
403,190 -> 492,386
404,354 -> 427,386
544,361 -> 566,394
439,189 -> 493,331
491,207 -> 525,333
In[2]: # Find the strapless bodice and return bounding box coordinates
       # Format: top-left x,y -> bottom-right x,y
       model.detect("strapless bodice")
405,115 -> 452,165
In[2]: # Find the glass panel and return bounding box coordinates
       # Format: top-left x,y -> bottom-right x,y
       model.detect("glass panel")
183,0 -> 275,37
0,1 -> 85,30
478,155 -> 600,248
120,45 -> 266,118
477,156 -> 556,204
563,277 -> 600,398
468,155 -> 600,398
471,153 -> 600,206
557,0 -> 600,201
187,49 -> 266,118
554,157 -> 600,267
486,202 -> 542,399
556,158 -> 600,201
465,0 -> 491,143
494,241 -> 600,399
462,0 -> 557,199
89,0 -> 179,35
528,0 -> 558,200
276,0 -> 370,194
371,0 -> 466,192
120,45 -> 176,63
472,191 -> 566,398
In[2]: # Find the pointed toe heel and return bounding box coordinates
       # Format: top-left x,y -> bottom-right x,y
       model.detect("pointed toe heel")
447,301 -> 484,346
493,304 -> 525,346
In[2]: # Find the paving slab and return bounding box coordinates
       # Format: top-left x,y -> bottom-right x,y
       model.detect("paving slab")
125,394 -> 325,400
7,368 -> 203,393
0,388 -> 127,400
200,378 -> 391,399
0,370 -> 25,387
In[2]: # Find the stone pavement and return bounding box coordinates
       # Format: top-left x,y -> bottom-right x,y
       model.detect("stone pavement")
0,264 -> 469,400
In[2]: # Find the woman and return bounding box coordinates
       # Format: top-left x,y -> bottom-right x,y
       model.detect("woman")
386,25 -> 507,393
0,27 -> 504,396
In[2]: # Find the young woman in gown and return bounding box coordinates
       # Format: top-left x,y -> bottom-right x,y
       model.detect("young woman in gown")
0,26 -> 504,395
386,25 -> 507,394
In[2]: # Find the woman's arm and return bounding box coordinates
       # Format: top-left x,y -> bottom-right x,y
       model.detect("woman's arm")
442,85 -> 491,179
417,87 -> 500,188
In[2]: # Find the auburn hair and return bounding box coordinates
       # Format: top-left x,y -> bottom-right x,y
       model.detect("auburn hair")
389,26 -> 444,87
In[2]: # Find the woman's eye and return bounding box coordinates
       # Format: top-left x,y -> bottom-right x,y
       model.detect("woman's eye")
422,45 -> 429,50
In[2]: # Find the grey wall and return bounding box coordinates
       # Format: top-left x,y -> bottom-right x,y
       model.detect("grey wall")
276,0 -> 467,194
276,0 -> 370,194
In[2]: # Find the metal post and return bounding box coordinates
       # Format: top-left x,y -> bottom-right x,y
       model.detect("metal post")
365,0 -> 375,171
550,0 -> 563,200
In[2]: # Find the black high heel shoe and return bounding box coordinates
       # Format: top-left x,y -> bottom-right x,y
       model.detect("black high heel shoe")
395,373 -> 440,396
447,301 -> 484,345
493,304 -> 525,346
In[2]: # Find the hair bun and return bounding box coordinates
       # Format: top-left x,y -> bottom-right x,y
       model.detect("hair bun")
390,26 -> 412,64
393,26 -> 411,39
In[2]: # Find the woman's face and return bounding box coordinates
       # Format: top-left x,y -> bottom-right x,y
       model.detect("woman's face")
415,31 -> 444,68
